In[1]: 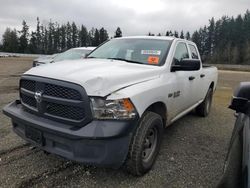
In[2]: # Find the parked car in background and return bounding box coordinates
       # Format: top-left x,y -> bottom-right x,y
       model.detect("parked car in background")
33,47 -> 96,67
3,36 -> 217,176
218,82 -> 250,188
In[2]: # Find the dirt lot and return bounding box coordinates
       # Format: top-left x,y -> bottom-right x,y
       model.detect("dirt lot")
0,58 -> 250,188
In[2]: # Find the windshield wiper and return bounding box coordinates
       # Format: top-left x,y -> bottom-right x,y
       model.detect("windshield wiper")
107,58 -> 144,65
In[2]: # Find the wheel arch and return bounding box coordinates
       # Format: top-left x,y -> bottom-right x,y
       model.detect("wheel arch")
209,81 -> 215,91
144,101 -> 167,126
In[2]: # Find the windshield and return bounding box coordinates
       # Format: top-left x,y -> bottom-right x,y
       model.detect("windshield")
88,38 -> 172,66
54,49 -> 92,62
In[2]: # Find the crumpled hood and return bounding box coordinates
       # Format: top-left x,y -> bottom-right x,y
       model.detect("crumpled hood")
25,58 -> 162,96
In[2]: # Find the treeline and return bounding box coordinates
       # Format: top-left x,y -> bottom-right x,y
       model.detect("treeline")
148,30 -> 191,40
1,10 -> 250,64
191,10 -> 250,64
0,18 -> 122,54
148,10 -> 250,65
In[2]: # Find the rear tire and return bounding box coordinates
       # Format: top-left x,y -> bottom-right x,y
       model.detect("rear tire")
125,111 -> 163,176
196,88 -> 213,117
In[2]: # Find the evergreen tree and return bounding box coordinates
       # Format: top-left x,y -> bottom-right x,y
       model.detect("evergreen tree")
72,22 -> 78,47
244,10 -> 250,41
174,31 -> 179,38
88,27 -> 95,46
207,17 -> 215,56
53,24 -> 60,52
19,20 -> 29,53
29,31 -> 37,53
66,22 -> 72,49
114,27 -> 122,38
99,27 -> 109,44
93,29 -> 100,46
148,32 -> 154,36
185,32 -> 191,40
48,21 -> 54,54
44,27 -> 49,54
192,31 -> 201,53
180,31 -> 184,39
78,25 -> 88,47
2,28 -> 19,52
36,17 -> 42,53
40,25 -> 45,53
60,25 -> 66,51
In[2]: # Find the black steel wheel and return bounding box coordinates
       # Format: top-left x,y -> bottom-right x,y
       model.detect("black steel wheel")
125,111 -> 163,176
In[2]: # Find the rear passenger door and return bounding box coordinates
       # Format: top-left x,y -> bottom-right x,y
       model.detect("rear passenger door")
188,44 -> 206,102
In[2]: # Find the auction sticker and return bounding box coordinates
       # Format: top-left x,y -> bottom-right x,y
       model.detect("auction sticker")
148,56 -> 159,64
141,50 -> 161,55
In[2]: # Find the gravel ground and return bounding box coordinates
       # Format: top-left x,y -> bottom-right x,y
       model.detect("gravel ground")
0,58 -> 250,188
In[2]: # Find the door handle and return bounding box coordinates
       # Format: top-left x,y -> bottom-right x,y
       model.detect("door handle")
189,76 -> 195,81
200,74 -> 205,78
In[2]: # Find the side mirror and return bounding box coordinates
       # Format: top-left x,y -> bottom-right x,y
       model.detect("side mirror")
171,59 -> 201,72
229,82 -> 250,113
229,97 -> 249,113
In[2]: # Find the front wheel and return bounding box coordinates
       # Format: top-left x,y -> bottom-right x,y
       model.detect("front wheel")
125,112 -> 163,176
196,88 -> 213,117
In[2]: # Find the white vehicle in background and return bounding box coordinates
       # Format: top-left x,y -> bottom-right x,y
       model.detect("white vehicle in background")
33,47 -> 96,67
32,54 -> 58,67
4,36 -> 217,176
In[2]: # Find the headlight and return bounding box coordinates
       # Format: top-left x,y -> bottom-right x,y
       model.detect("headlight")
90,97 -> 137,120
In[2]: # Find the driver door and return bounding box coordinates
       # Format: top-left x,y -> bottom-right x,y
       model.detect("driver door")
169,42 -> 197,118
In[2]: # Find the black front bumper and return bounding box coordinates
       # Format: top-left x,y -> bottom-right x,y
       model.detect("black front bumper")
3,100 -> 138,168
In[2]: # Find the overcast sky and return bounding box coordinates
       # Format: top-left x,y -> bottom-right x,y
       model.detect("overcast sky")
0,0 -> 249,39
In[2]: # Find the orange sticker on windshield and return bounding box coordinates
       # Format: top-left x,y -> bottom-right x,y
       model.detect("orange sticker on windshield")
148,56 -> 159,64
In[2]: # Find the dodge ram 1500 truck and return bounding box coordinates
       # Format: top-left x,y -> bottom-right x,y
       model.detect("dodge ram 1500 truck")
3,36 -> 218,176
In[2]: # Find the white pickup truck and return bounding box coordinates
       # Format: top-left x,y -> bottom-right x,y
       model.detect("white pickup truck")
3,36 -> 218,176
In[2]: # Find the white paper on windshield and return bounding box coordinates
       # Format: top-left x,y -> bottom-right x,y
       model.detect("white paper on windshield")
141,50 -> 161,55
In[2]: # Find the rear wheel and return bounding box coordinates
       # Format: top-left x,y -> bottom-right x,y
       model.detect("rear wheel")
125,111 -> 163,176
196,88 -> 213,117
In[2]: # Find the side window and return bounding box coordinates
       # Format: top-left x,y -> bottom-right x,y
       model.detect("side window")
172,43 -> 189,64
189,44 -> 199,59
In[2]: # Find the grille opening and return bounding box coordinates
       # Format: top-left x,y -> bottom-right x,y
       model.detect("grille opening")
44,83 -> 82,100
46,102 -> 85,120
20,80 -> 36,91
21,94 -> 37,108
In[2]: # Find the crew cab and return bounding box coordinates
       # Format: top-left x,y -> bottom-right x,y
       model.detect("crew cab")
3,36 -> 218,176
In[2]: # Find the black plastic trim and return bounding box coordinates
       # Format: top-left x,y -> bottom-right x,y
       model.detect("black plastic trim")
3,100 -> 138,139
20,75 -> 93,126
3,100 -> 139,167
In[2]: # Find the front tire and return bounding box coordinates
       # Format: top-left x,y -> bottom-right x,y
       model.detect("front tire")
196,88 -> 213,117
125,112 -> 163,176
